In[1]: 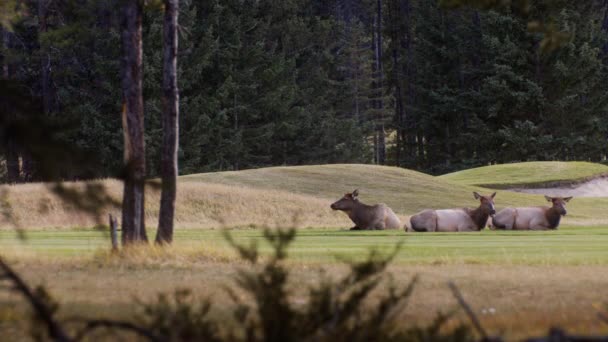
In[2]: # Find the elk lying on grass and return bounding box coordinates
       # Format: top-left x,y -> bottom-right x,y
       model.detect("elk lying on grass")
409,192 -> 496,232
330,189 -> 401,230
491,196 -> 572,230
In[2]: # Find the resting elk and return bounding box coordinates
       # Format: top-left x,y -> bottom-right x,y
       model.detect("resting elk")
330,189 -> 401,230
409,192 -> 496,232
491,196 -> 572,230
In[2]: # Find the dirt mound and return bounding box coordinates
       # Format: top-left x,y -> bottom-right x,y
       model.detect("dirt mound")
511,177 -> 608,198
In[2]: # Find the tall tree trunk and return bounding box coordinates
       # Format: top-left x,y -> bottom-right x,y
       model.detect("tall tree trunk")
156,0 -> 179,245
38,0 -> 52,117
2,27 -> 20,183
375,0 -> 386,165
388,0 -> 406,166
20,0 -> 55,182
6,139 -> 20,183
371,17 -> 378,163
602,0 -> 608,58
400,0 -> 417,163
1,27 -> 9,79
120,0 -> 147,245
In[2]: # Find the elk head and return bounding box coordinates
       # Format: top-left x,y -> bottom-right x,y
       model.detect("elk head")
330,189 -> 360,211
474,191 -> 497,216
545,196 -> 572,216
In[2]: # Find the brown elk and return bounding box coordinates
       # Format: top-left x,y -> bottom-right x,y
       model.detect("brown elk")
491,196 -> 572,230
409,192 -> 496,232
330,189 -> 401,230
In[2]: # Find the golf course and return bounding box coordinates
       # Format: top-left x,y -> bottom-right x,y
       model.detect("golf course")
1,161 -> 608,340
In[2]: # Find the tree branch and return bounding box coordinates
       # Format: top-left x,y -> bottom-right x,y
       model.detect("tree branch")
448,281 -> 488,340
73,319 -> 161,342
0,257 -> 71,342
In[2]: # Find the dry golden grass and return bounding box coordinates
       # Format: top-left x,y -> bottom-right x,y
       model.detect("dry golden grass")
1,255 -> 607,340
0,179 -> 350,230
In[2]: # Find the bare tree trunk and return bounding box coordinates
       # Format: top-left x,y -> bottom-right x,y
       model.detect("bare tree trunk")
370,17 -> 378,164
388,0 -> 405,166
6,139 -> 20,183
38,0 -> 53,117
376,0 -> 386,165
1,28 -> 8,187
2,27 -> 20,183
17,0 -> 55,183
120,0 -> 147,245
417,130 -> 424,166
392,45 -> 404,166
1,27 -> 9,79
20,149 -> 34,182
375,0 -> 386,165
602,0 -> 608,58
109,214 -> 119,251
156,0 -> 179,245
401,0 -> 417,162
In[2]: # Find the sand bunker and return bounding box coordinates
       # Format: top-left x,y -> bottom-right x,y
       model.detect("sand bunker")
511,177 -> 608,198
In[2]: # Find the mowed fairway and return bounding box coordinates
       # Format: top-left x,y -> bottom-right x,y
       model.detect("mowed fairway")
2,162 -> 608,340
2,227 -> 608,265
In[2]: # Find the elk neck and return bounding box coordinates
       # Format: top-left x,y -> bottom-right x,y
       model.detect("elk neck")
467,205 -> 490,230
545,206 -> 562,229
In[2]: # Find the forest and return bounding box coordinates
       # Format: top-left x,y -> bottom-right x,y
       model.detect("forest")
3,2 -> 608,340
2,0 -> 608,182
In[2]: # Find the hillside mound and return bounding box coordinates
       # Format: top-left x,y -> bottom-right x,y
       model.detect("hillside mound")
182,164 -> 496,214
439,161 -> 608,188
2,164 -> 607,229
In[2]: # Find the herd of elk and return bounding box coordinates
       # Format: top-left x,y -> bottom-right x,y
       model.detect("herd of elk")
330,190 -> 573,232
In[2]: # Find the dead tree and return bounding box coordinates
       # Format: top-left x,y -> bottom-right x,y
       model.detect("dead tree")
120,0 -> 148,244
156,0 -> 180,245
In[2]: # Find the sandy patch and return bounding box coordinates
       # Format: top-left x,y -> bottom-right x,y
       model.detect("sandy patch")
510,177 -> 608,197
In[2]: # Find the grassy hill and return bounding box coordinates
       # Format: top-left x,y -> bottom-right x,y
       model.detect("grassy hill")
2,163 -> 607,229
183,164 -> 606,226
181,164 -> 494,214
439,161 -> 608,188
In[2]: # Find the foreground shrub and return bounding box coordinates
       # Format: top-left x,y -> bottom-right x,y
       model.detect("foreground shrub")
0,228 -> 513,341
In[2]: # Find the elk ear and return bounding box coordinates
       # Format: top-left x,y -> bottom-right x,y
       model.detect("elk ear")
473,192 -> 481,199
563,196 -> 573,202
544,195 -> 552,202
352,189 -> 359,198
491,192 -> 496,199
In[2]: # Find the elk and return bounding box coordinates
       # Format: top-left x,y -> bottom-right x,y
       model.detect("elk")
330,189 -> 401,230
409,192 -> 496,232
491,196 -> 572,230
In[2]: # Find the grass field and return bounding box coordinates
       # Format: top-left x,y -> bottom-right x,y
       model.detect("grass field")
2,227 -> 608,265
1,227 -> 608,340
2,162 -> 608,339
440,161 -> 608,188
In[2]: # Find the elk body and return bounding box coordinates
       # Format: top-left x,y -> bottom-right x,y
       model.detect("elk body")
491,196 -> 572,230
409,192 -> 496,232
330,190 -> 401,230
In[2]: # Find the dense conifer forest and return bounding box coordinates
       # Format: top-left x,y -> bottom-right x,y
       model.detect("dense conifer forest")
2,0 -> 608,181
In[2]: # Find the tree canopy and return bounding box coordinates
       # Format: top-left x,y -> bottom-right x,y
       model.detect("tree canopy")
1,0 -> 607,180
